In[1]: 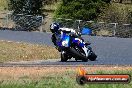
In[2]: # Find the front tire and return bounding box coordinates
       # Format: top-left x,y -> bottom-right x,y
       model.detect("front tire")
88,52 -> 97,61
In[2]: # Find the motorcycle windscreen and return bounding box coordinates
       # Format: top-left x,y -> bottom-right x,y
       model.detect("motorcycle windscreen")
72,38 -> 85,47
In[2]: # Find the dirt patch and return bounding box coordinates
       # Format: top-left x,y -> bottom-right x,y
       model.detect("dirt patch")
0,66 -> 132,80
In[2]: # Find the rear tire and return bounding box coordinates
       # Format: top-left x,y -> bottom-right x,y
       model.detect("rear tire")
61,52 -> 68,62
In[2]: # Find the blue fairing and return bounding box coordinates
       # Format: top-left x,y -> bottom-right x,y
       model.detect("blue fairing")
72,38 -> 85,47
57,33 -> 70,47
56,33 -> 84,48
63,34 -> 70,46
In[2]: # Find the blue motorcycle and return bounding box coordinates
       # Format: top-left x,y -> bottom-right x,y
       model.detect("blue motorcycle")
54,32 -> 97,62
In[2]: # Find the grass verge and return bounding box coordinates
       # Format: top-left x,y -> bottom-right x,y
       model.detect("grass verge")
0,40 -> 60,62
0,67 -> 132,88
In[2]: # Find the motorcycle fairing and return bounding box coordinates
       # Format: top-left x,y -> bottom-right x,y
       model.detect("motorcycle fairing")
56,33 -> 70,47
72,38 -> 85,47
72,38 -> 89,57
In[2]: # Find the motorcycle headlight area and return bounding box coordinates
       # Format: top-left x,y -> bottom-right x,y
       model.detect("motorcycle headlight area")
62,40 -> 69,47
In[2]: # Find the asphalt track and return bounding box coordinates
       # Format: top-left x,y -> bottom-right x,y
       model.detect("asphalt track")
0,30 -> 132,65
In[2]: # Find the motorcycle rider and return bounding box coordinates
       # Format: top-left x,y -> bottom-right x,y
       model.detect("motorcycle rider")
50,22 -> 90,52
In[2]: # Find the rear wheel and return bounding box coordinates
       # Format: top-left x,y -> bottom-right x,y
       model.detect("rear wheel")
61,52 -> 68,62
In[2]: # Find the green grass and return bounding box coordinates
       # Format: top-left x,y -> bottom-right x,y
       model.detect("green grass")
0,70 -> 132,88
0,40 -> 60,62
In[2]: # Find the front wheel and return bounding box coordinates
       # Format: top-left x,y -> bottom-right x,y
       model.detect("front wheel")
88,52 -> 97,61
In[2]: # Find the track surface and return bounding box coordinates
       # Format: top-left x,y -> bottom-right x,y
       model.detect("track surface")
0,30 -> 132,65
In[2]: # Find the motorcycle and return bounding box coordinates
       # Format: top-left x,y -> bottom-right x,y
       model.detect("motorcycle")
54,32 -> 97,62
